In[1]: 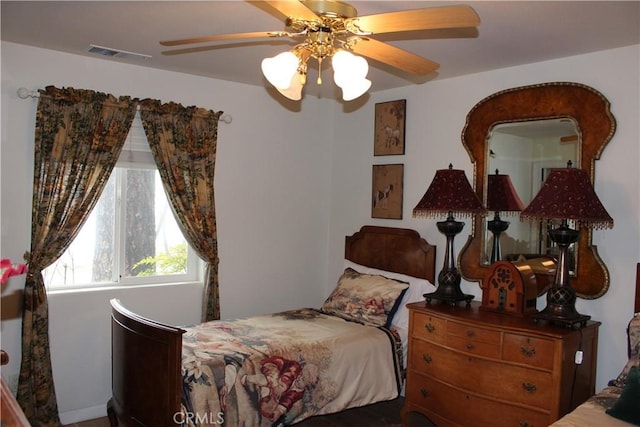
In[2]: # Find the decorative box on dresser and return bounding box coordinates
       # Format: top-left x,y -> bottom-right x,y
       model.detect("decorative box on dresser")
401,301 -> 600,427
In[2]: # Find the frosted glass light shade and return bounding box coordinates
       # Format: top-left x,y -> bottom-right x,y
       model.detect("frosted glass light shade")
332,50 -> 352,75
261,51 -> 298,89
332,50 -> 369,88
277,73 -> 304,100
351,55 -> 369,78
340,78 -> 371,101
332,50 -> 370,100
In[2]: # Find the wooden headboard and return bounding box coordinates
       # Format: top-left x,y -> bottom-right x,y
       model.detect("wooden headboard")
345,225 -> 436,283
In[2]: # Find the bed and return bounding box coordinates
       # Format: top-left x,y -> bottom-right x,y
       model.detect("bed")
550,263 -> 640,427
106,225 -> 436,426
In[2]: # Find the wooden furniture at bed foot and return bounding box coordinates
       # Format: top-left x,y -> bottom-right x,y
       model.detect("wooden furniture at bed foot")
1,350 -> 30,427
401,302 -> 600,427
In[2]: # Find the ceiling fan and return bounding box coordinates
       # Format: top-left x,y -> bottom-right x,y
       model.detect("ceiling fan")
160,1 -> 480,101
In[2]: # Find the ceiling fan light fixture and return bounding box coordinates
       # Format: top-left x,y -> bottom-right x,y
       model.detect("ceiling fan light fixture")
332,49 -> 370,100
277,72 -> 304,101
261,51 -> 299,89
331,50 -> 351,73
161,4 -> 481,102
332,50 -> 368,88
340,78 -> 371,101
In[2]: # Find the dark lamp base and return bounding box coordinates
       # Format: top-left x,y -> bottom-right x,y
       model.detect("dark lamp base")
533,222 -> 589,329
488,214 -> 510,263
532,286 -> 590,328
424,268 -> 474,307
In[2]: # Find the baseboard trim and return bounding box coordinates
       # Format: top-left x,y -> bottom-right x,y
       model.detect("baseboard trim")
59,404 -> 107,425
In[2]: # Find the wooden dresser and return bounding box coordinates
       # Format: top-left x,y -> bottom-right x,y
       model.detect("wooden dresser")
401,302 -> 600,427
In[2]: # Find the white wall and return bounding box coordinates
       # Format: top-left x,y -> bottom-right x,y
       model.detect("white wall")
1,41 -> 334,423
2,41 -> 639,423
328,45 -> 640,394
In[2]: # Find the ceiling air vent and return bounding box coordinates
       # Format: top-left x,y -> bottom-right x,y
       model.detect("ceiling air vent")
88,44 -> 151,61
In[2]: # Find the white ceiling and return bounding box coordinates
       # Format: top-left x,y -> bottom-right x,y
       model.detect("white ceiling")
2,1 -> 639,98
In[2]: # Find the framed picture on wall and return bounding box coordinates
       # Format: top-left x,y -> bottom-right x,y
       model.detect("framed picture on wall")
371,164 -> 404,219
374,99 -> 406,156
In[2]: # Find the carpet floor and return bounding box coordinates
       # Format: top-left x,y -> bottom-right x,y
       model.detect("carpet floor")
67,397 -> 435,426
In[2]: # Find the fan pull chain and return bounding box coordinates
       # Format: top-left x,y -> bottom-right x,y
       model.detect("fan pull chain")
317,57 -> 323,85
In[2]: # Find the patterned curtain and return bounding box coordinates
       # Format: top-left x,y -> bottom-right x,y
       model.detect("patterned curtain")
18,86 -> 136,426
139,100 -> 222,322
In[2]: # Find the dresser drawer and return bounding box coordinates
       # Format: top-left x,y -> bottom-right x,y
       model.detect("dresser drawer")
503,334 -> 555,370
409,340 -> 496,393
406,371 -> 551,427
494,361 -> 553,409
412,343 -> 553,409
446,334 -> 501,359
447,320 -> 501,345
411,311 -> 446,343
446,320 -> 501,358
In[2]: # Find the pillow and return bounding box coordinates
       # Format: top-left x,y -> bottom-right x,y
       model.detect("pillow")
609,313 -> 640,388
606,366 -> 640,424
343,260 -> 436,330
321,267 -> 409,327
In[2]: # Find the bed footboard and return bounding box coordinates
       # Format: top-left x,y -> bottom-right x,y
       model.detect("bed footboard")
108,299 -> 186,427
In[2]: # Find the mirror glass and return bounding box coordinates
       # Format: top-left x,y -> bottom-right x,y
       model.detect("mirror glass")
482,118 -> 581,268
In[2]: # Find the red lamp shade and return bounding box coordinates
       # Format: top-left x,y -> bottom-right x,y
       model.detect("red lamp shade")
522,164 -> 613,328
486,170 -> 525,214
520,167 -> 613,229
413,164 -> 485,219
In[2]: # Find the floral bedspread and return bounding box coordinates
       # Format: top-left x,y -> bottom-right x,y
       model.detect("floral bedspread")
180,308 -> 402,427
549,386 -> 633,426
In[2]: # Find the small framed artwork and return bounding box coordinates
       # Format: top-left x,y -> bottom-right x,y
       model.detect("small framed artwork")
371,164 -> 404,219
374,99 -> 406,156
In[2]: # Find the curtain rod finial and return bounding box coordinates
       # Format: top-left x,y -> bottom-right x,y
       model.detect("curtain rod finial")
17,88 -> 38,99
219,114 -> 232,124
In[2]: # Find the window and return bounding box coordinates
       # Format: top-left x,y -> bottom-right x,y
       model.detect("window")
44,115 -> 199,290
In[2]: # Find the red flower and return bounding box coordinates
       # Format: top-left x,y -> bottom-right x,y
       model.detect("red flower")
1,258 -> 28,286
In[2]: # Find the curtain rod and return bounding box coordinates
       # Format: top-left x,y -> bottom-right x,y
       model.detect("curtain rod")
16,87 -> 232,124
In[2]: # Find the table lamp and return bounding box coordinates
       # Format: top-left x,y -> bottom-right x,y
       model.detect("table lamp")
486,169 -> 525,263
520,162 -> 613,327
413,164 -> 486,305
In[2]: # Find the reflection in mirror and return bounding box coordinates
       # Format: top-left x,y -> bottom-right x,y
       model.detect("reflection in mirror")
483,119 -> 581,270
485,170 -> 524,263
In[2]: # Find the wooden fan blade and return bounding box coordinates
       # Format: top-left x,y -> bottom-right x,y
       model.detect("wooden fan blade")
350,5 -> 480,34
350,38 -> 439,76
161,39 -> 293,56
160,31 -> 284,47
263,1 -> 320,22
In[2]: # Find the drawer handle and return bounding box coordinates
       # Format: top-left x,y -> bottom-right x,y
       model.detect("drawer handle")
466,330 -> 475,337
521,345 -> 536,358
425,323 -> 436,333
422,354 -> 432,364
466,343 -> 474,351
522,382 -> 537,393
420,388 -> 429,398
518,423 -> 533,427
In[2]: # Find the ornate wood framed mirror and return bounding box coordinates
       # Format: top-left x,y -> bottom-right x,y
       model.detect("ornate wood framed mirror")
459,82 -> 616,298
